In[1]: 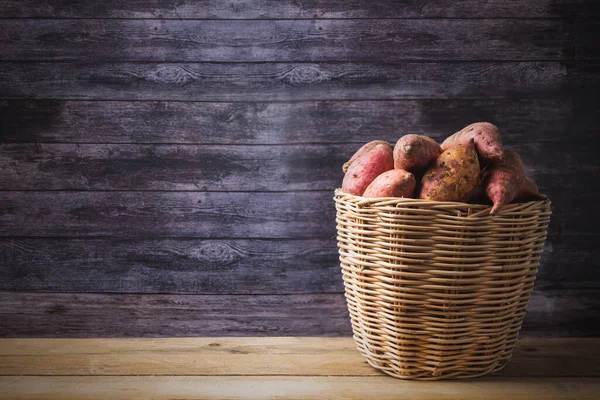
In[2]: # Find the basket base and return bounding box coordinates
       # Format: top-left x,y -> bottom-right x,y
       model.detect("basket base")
364,356 -> 509,380
355,337 -> 511,380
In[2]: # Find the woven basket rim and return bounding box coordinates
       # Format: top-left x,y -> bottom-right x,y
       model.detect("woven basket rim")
334,188 -> 550,217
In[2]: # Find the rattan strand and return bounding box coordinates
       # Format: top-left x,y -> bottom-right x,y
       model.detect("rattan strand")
334,189 -> 551,380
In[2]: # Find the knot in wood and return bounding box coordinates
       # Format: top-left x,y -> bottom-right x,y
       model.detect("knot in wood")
149,66 -> 193,86
281,65 -> 330,86
192,242 -> 236,265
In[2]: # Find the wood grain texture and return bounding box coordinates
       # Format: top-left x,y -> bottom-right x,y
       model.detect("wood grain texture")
0,337 -> 376,376
0,191 -> 337,238
0,19 -> 572,62
0,190 -> 596,238
0,143 -> 346,191
0,0 -> 577,19
0,290 -> 598,338
0,0 -> 598,341
0,292 -> 353,337
492,338 -> 600,377
0,337 -> 598,377
2,99 -> 597,144
0,235 -> 596,294
0,235 -> 594,294
2,376 -> 599,400
0,238 -> 343,294
0,142 -> 596,191
1,62 -> 594,101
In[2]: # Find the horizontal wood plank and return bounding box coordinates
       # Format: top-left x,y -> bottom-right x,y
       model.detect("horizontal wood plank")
0,143 -> 596,191
0,0 -> 579,19
0,238 -> 343,294
0,338 -> 598,377
0,191 -> 337,238
0,236 -> 595,294
1,376 -> 599,400
0,143 -> 345,191
0,290 -> 598,338
0,19 -> 571,62
0,191 -> 596,238
1,99 -> 597,144
0,292 -> 353,337
500,338 -> 600,377
0,337 -> 374,376
1,62 -> 595,101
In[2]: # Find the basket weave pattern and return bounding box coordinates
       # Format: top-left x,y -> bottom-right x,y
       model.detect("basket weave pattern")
334,189 -> 551,380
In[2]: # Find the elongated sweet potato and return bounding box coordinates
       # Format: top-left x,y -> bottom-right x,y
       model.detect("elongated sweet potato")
363,169 -> 416,198
467,180 -> 488,205
466,165 -> 492,205
393,134 -> 441,173
419,139 -> 480,202
342,144 -> 394,196
515,177 -> 547,201
441,122 -> 503,163
342,140 -> 391,173
484,150 -> 526,214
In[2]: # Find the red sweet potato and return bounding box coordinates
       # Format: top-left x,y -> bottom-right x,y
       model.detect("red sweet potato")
419,139 -> 480,202
393,134 -> 441,173
342,144 -> 394,196
515,177 -> 547,201
465,163 -> 494,205
441,122 -> 503,164
484,150 -> 526,214
342,140 -> 391,173
467,179 -> 489,205
363,169 -> 416,198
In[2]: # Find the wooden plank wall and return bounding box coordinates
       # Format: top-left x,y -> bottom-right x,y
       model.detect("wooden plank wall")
0,0 -> 599,337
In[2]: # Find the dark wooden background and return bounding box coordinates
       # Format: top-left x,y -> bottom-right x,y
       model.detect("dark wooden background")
0,1 -> 599,337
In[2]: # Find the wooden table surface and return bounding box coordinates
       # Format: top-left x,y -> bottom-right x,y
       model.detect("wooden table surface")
0,337 -> 598,399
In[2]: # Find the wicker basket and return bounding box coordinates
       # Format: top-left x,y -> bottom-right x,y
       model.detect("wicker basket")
334,189 -> 551,380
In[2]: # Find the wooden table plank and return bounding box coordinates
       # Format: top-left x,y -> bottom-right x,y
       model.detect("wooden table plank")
1,338 -> 598,377
1,376 -> 598,400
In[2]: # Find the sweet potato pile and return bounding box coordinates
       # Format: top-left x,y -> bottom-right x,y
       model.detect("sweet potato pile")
341,122 -> 546,214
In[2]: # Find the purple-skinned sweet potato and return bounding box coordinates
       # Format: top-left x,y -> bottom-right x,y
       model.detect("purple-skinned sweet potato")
363,169 -> 416,198
393,134 -> 441,173
419,139 -> 480,202
441,122 -> 503,164
342,140 -> 392,173
484,150 -> 526,214
342,144 -> 394,196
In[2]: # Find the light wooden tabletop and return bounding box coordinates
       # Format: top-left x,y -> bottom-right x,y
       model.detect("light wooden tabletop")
0,337 -> 598,399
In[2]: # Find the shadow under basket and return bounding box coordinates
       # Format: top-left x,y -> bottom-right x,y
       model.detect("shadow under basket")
334,189 -> 551,380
